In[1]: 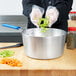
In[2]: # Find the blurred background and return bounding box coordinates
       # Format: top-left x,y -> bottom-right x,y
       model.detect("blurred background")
0,0 -> 22,15
0,0 -> 75,15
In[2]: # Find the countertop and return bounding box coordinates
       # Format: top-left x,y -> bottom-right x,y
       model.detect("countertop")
0,43 -> 76,76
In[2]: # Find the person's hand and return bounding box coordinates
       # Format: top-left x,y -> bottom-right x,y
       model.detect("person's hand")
45,6 -> 59,27
30,5 -> 44,27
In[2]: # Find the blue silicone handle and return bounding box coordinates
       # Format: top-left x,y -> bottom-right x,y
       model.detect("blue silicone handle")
2,24 -> 21,30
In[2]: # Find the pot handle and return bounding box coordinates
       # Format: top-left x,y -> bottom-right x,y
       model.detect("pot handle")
2,24 -> 21,30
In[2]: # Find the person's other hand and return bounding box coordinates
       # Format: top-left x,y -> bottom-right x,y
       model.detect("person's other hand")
45,6 -> 59,27
30,5 -> 44,27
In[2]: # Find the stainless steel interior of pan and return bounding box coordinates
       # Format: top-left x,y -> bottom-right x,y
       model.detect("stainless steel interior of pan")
22,28 -> 66,37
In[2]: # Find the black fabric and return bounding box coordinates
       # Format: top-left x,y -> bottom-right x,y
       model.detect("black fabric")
51,20 -> 68,32
22,0 -> 73,32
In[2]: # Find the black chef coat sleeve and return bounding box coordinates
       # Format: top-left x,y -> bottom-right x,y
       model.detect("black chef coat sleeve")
54,0 -> 73,21
22,0 -> 42,17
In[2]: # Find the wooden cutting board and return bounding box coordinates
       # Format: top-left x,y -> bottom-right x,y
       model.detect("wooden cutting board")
0,43 -> 76,76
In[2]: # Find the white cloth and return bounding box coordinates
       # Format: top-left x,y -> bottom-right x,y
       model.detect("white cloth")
30,5 -> 44,27
45,6 -> 59,27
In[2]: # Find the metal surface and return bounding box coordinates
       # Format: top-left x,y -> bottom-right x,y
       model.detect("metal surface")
0,15 -> 28,42
22,28 -> 66,59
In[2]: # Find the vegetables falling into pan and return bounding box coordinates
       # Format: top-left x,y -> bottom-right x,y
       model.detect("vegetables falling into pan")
38,18 -> 49,32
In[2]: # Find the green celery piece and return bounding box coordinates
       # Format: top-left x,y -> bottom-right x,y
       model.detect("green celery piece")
38,18 -> 49,32
0,50 -> 15,57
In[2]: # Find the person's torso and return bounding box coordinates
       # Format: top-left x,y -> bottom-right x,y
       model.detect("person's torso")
41,0 -> 55,10
39,0 -> 67,10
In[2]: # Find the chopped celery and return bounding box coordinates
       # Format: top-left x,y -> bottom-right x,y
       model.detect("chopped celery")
38,18 -> 49,32
0,50 -> 15,57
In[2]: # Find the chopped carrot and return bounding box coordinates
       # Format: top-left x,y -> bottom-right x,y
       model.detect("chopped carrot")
0,58 -> 22,67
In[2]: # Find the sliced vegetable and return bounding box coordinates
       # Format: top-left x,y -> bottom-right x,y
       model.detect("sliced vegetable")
0,50 -> 15,57
38,18 -> 49,32
0,58 -> 22,67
